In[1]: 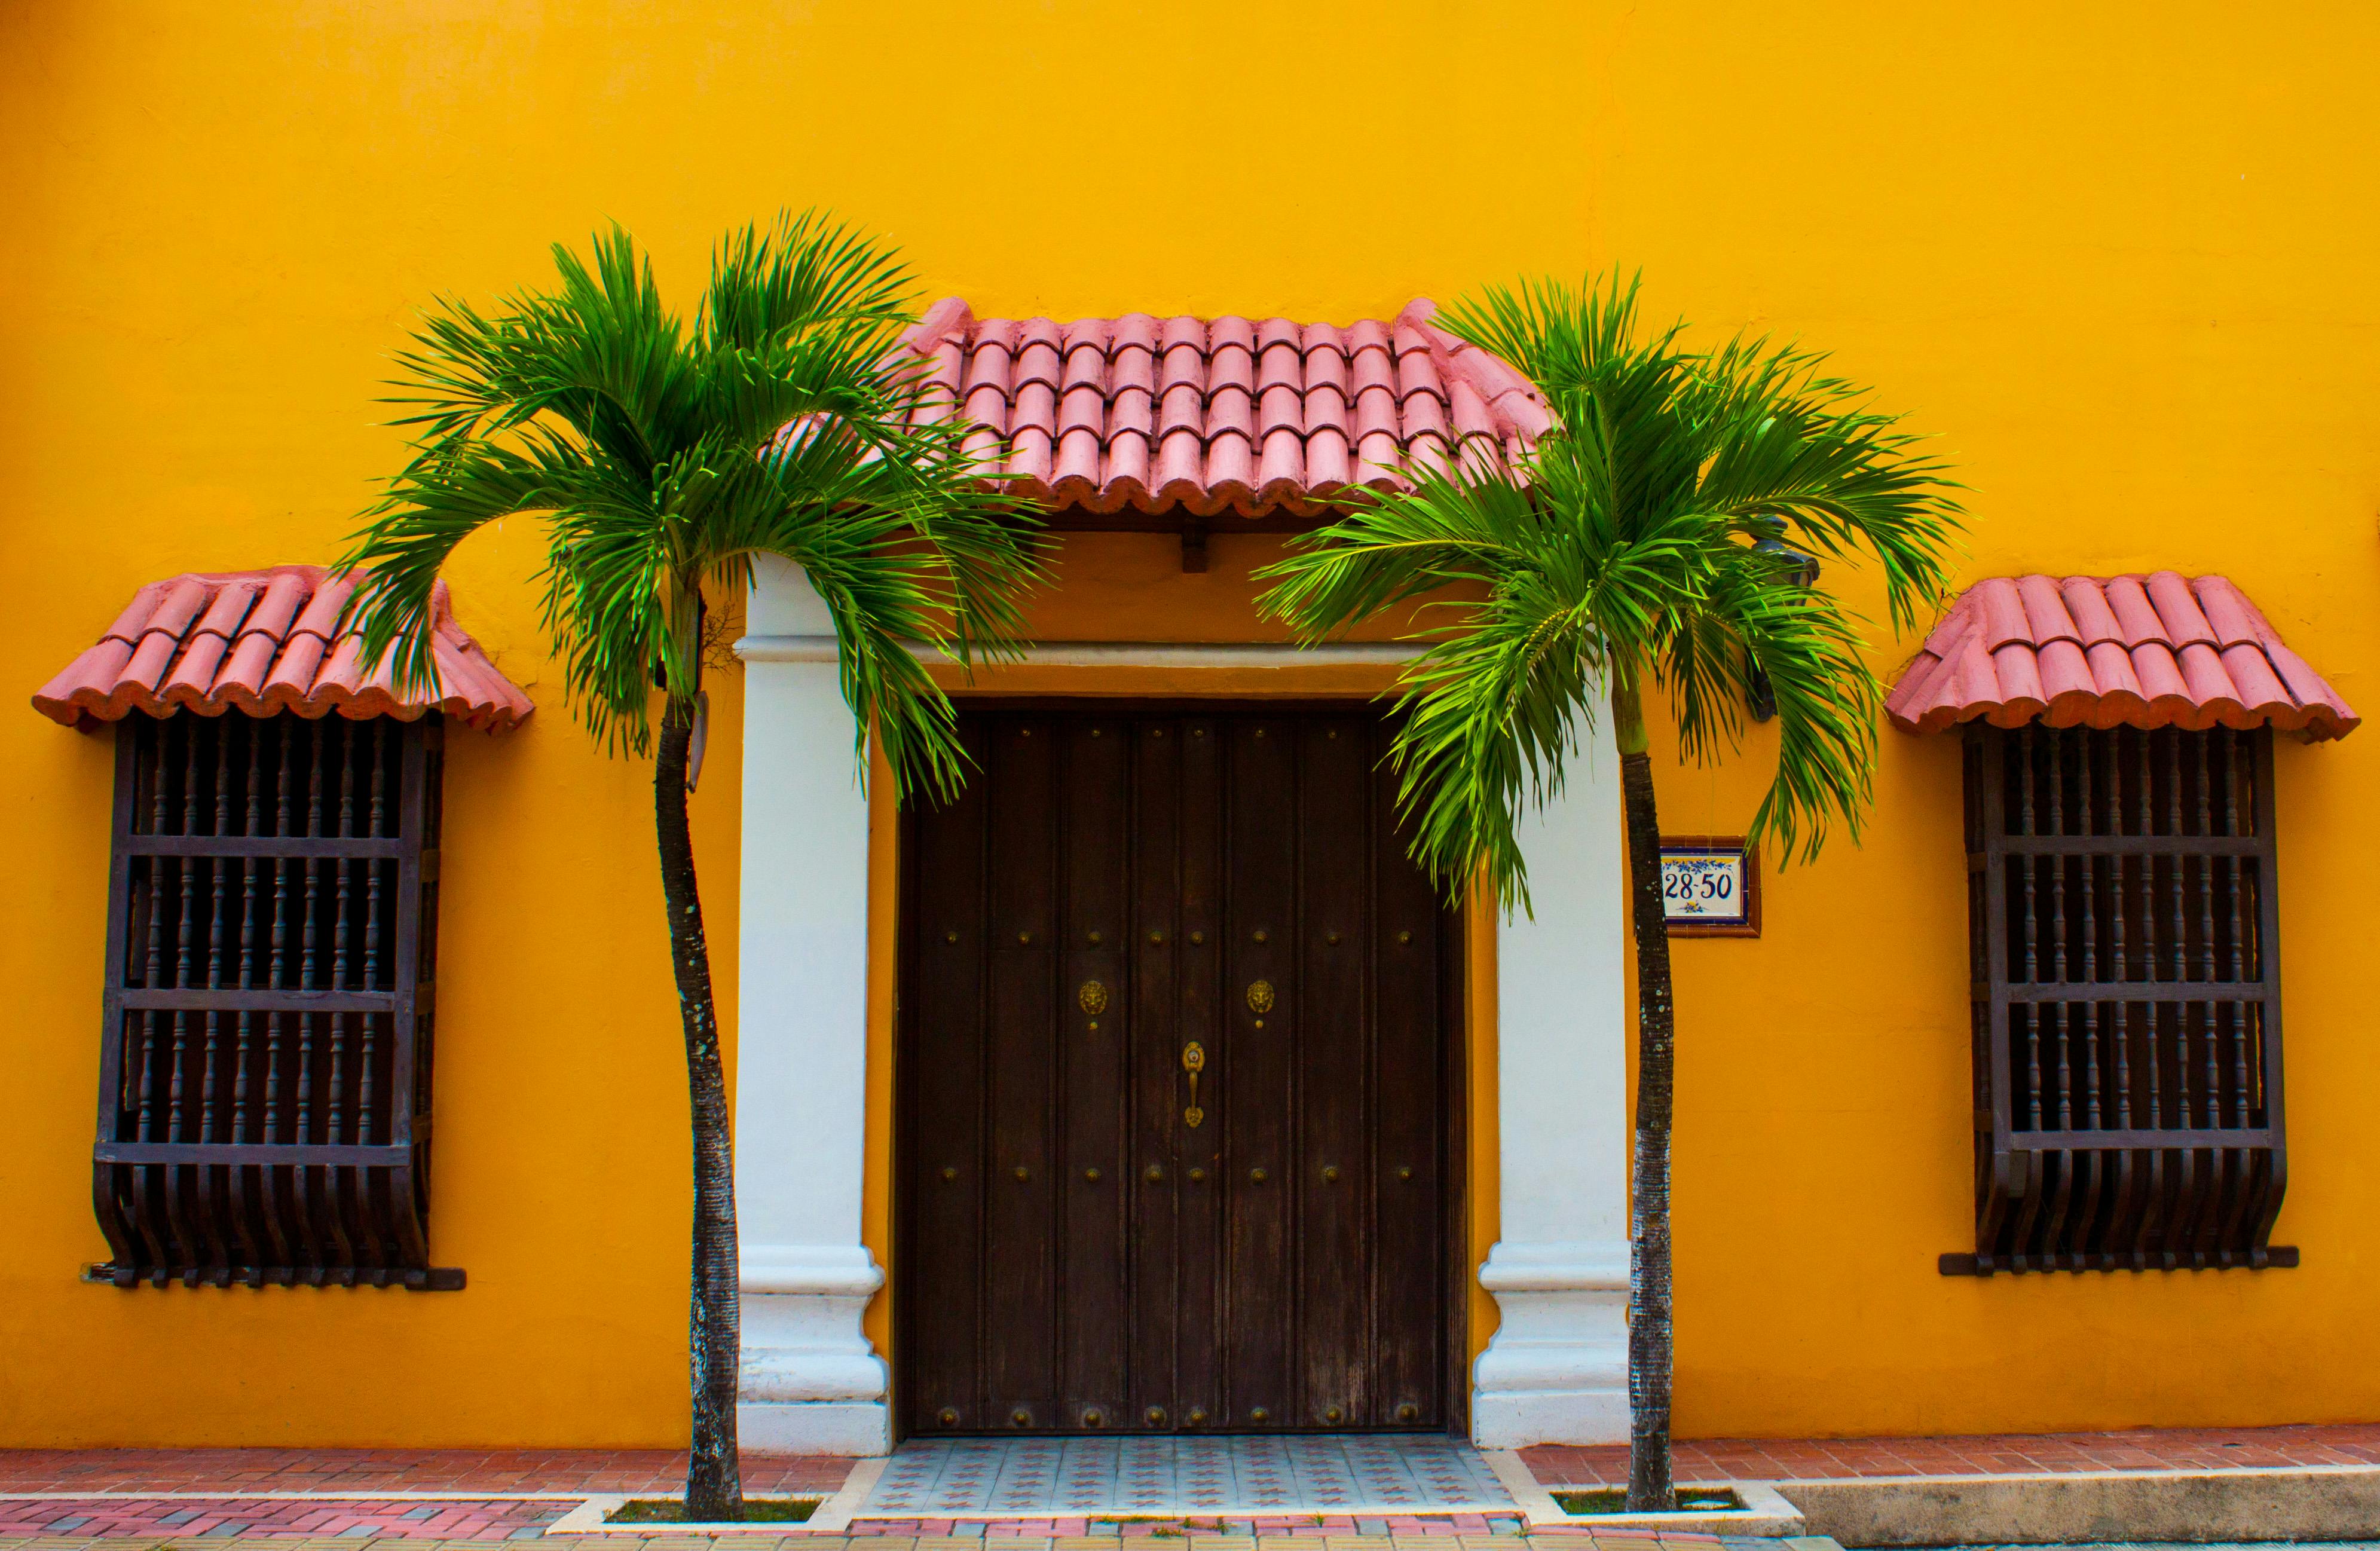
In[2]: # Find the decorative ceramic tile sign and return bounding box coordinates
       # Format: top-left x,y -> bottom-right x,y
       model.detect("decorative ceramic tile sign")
1659,836 -> 1760,937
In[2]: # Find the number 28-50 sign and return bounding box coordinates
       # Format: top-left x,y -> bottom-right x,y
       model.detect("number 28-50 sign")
1658,836 -> 1760,937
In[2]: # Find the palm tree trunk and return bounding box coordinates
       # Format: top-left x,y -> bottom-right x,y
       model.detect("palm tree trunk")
1614,690 -> 1677,1515
656,696 -> 744,1522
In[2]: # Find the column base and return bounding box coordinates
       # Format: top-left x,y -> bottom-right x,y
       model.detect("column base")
1470,1240 -> 1630,1448
738,1245 -> 890,1455
736,1399 -> 891,1456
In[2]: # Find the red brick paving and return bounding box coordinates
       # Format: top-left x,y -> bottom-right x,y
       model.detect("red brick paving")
0,1450 -> 851,1496
1521,1422 -> 2380,1484
0,1497 -> 565,1539
7,1427 -> 2380,1540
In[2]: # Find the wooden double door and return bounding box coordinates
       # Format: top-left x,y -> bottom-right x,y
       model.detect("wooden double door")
895,703 -> 1461,1436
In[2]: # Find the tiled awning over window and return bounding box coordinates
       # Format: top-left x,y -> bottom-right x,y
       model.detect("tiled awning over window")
892,296 -> 1552,518
1886,572 -> 2355,740
33,565 -> 533,732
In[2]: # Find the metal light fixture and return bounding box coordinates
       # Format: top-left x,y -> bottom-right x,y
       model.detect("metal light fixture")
1747,537 -> 1820,723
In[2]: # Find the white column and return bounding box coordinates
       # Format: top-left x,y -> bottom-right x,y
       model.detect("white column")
731,556 -> 890,1455
1472,717 -> 1632,1448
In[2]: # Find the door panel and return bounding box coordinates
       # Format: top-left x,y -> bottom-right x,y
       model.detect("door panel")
1126,720 -> 1183,1431
982,717 -> 1057,1427
1220,714 -> 1296,1428
896,704 -> 1455,1435
904,744 -> 987,1430
1171,714 -> 1226,1428
1372,740 -> 1449,1427
1058,720 -> 1128,1427
1296,715 -> 1371,1428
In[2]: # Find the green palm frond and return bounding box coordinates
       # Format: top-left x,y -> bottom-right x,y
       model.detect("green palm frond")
340,210 -> 1048,794
1258,271 -> 1963,909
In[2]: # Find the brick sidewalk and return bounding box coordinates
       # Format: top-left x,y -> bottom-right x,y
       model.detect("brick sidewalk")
1521,1421 -> 2380,1484
0,1538 -> 1740,1551
0,1500 -> 567,1540
9,1425 -> 2380,1544
0,1454 -> 849,1497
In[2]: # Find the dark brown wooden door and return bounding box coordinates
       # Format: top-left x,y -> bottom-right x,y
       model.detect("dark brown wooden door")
897,703 -> 1458,1436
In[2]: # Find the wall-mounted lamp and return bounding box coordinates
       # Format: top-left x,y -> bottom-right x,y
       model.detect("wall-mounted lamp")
1747,537 -> 1820,723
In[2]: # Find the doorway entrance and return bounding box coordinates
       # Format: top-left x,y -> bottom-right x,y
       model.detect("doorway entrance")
894,702 -> 1462,1437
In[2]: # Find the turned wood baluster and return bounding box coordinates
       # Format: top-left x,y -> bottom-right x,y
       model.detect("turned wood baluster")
360,720 -> 385,1146
297,724 -> 322,1146
2079,733 -> 2100,1129
229,719 -> 265,1282
2109,736 -> 2130,1124
2162,729 -> 2211,1260
160,717 -> 206,1280
2020,729 -> 2041,1128
2218,729 -> 2258,1253
2194,735 -> 2228,1255
293,721 -> 326,1278
2165,730 -> 2191,1125
169,717 -> 200,1146
201,722 -> 232,1147
2137,730 -> 2162,1127
192,721 -> 236,1281
322,720 -> 357,1278
131,720 -> 172,1274
2129,729 -> 2168,1264
2048,728 -> 2070,1129
2106,732 -> 2143,1261
327,722 -> 353,1150
137,724 -> 169,1148
233,724 -> 262,1143
2069,733 -> 2107,1261
2226,730 -> 2250,1127
2195,735 -> 2219,1127
354,722 -> 390,1274
259,717 -> 295,1272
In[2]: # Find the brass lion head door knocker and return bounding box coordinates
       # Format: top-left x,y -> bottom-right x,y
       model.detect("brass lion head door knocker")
1077,979 -> 1109,1015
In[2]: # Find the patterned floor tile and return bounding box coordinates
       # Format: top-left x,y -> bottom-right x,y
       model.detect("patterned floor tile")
857,1440 -> 1511,1519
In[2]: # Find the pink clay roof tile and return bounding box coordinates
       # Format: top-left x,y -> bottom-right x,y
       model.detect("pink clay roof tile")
1886,572 -> 2355,740
891,296 -> 1550,518
34,565 -> 533,733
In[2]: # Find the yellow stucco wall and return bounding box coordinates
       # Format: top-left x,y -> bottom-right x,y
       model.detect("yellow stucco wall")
5,1 -> 2379,1445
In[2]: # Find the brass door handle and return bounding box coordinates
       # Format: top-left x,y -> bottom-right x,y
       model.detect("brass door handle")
1182,1041 -> 1206,1128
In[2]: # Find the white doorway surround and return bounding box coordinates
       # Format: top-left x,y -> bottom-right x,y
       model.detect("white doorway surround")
732,557 -> 890,1454
732,562 -> 1631,1451
1472,721 -> 1632,1448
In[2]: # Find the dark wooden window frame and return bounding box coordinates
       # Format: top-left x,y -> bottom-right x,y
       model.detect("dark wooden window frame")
889,697 -> 1470,1438
1943,721 -> 2292,1276
89,711 -> 461,1290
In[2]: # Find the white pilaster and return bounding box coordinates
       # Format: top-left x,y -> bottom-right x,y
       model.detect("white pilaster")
732,556 -> 889,1455
1472,717 -> 1632,1448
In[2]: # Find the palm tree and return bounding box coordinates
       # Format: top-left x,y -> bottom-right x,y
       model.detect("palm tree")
338,214 -> 1044,1521
1258,277 -> 1960,1512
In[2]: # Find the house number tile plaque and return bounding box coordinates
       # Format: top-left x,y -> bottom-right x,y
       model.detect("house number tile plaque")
1659,834 -> 1760,937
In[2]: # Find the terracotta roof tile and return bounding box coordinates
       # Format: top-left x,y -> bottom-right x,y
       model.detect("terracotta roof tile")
34,565 -> 533,733
888,297 -> 1548,518
1886,572 -> 2356,740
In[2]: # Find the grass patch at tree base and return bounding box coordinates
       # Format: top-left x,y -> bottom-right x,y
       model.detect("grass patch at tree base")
604,1498 -> 818,1524
1552,1486 -> 1745,1515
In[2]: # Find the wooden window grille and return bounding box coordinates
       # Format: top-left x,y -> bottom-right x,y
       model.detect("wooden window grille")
1944,723 -> 2292,1275
90,711 -> 461,1290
